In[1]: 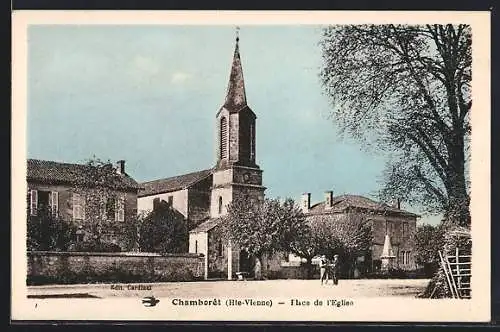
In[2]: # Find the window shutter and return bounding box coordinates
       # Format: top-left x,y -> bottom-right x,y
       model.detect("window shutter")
114,198 -> 118,221
120,196 -> 125,221
220,117 -> 228,159
72,193 -> 77,220
51,191 -> 59,216
30,190 -> 38,216
73,193 -> 81,220
115,195 -> 125,221
48,192 -> 53,211
100,197 -> 106,220
80,194 -> 85,220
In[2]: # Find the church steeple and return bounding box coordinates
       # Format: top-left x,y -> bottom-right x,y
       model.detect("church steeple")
224,28 -> 247,111
215,28 -> 258,169
209,27 -> 265,224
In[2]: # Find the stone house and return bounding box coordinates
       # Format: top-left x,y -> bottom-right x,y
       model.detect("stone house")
27,159 -> 141,250
299,191 -> 419,274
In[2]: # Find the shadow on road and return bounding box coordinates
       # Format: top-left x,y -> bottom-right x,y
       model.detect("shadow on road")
27,293 -> 101,299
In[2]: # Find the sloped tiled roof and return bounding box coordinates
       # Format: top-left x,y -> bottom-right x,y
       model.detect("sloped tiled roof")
27,159 -> 141,190
309,194 -> 418,217
139,168 -> 213,197
189,218 -> 222,233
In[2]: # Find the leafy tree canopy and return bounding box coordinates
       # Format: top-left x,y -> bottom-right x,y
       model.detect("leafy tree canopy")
138,200 -> 188,253
320,24 -> 471,226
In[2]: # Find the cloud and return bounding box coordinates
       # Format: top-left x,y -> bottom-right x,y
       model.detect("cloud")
170,71 -> 191,84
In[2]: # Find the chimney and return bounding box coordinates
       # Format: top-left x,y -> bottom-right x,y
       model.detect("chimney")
324,190 -> 333,209
392,198 -> 401,209
301,193 -> 311,213
116,160 -> 126,175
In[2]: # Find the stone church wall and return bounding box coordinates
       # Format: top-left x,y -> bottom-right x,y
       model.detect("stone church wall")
137,189 -> 189,217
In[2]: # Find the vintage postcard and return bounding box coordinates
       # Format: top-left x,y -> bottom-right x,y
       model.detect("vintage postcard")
12,11 -> 491,322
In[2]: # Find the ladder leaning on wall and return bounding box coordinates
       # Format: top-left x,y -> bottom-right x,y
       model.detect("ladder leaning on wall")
438,248 -> 471,299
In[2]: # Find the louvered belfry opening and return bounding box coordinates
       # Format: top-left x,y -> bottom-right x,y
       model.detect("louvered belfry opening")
220,116 -> 228,159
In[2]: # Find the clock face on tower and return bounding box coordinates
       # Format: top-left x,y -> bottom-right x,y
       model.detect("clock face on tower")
243,174 -> 250,182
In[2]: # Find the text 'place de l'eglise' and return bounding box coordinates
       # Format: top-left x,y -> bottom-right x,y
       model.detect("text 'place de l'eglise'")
26,34 -> 419,283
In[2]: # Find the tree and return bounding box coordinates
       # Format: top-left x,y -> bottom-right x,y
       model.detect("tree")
27,207 -> 76,251
287,221 -> 323,278
312,212 -> 372,276
320,25 -> 471,226
414,223 -> 446,276
138,200 -> 188,253
220,197 -> 308,279
287,211 -> 372,278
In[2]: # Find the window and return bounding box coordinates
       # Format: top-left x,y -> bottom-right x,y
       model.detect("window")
195,240 -> 198,253
217,240 -> 223,257
168,196 -> 173,205
105,195 -> 125,221
48,191 -> 58,216
218,196 -> 223,215
72,193 -> 85,220
400,251 -> 405,265
250,123 -> 255,161
220,117 -> 228,159
76,228 -> 85,242
30,190 -> 38,216
106,197 -> 116,220
401,251 -> 411,265
30,190 -> 59,216
402,222 -> 408,239
385,221 -> 394,236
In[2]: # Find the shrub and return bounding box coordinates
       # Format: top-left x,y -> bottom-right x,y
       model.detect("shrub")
67,240 -> 122,252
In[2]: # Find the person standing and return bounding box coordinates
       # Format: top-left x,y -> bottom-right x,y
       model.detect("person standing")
331,254 -> 340,285
319,255 -> 329,285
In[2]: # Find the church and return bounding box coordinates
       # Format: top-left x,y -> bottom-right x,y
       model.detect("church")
137,34 -> 265,280
137,32 -> 420,280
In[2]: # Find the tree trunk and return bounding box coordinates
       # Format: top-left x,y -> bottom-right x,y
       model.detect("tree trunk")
254,256 -> 262,280
306,257 -> 313,279
444,132 -> 470,227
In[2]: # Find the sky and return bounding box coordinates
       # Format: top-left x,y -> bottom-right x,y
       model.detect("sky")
27,25 -> 440,225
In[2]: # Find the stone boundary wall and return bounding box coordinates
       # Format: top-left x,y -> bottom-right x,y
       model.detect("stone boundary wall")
27,251 -> 205,285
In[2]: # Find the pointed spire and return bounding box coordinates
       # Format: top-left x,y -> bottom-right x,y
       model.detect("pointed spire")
224,27 -> 247,110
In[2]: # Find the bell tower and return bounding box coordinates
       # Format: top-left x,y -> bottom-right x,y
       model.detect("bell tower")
210,29 -> 265,218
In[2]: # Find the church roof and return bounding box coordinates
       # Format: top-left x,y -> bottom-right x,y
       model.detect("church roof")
223,34 -> 247,111
27,159 -> 141,190
189,218 -> 222,233
309,194 -> 418,218
139,168 -> 213,197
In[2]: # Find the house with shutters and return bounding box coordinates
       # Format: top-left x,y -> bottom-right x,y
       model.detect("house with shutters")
299,191 -> 419,274
27,158 -> 141,249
